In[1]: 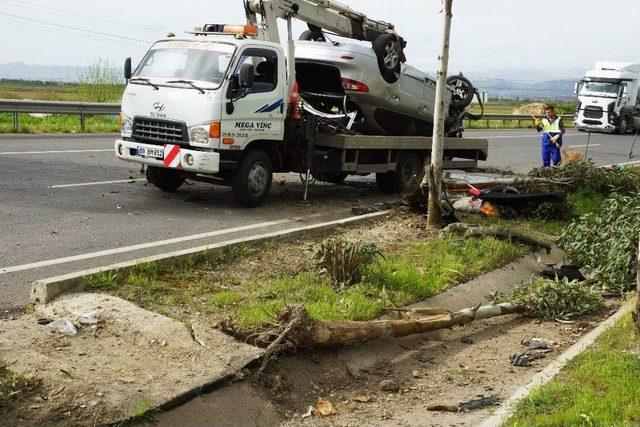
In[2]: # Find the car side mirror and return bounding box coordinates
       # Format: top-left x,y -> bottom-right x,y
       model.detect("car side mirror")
239,64 -> 254,89
124,57 -> 132,81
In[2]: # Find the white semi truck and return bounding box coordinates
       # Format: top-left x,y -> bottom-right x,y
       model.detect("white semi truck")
574,62 -> 640,134
115,0 -> 487,207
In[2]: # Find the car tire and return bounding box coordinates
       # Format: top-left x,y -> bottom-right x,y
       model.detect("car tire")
299,30 -> 326,42
376,151 -> 422,194
447,75 -> 475,110
231,149 -> 273,208
146,166 -> 185,192
313,172 -> 348,185
372,34 -> 401,84
618,116 -> 629,135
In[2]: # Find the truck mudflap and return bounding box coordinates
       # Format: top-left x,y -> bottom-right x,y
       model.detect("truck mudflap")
115,139 -> 220,174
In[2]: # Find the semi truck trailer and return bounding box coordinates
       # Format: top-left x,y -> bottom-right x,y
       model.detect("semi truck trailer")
574,62 -> 640,134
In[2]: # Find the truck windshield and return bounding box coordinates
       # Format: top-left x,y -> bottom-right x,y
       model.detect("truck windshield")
133,41 -> 235,90
579,81 -> 620,97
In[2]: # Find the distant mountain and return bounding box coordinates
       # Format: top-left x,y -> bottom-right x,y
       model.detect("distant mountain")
0,62 -> 87,81
467,68 -> 584,82
471,78 -> 578,101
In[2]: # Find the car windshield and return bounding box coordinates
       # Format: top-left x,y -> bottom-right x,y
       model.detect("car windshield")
133,40 -> 235,89
579,81 -> 620,97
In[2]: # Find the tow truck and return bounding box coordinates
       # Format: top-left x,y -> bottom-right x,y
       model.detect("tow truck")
115,0 -> 488,207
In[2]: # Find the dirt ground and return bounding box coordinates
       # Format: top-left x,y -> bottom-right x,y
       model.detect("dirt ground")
149,250 -> 621,427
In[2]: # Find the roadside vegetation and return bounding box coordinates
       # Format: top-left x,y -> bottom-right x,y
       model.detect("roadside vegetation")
509,314 -> 640,426
0,364 -> 41,416
83,218 -> 527,331
0,112 -> 118,134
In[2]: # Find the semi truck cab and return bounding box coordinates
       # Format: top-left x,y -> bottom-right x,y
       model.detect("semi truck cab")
573,62 -> 640,134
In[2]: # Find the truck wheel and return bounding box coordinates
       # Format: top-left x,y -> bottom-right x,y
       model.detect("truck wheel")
447,75 -> 475,110
146,166 -> 185,191
376,152 -> 421,194
231,150 -> 273,208
618,116 -> 629,135
299,30 -> 326,42
313,172 -> 348,185
372,34 -> 401,84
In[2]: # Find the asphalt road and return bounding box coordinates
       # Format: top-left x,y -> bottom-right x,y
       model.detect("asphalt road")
0,129 -> 637,310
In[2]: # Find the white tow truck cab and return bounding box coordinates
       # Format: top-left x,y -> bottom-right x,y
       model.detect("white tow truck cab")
115,1 -> 488,207
574,62 -> 640,134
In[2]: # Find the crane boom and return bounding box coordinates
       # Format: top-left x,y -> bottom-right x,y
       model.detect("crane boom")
244,0 -> 404,47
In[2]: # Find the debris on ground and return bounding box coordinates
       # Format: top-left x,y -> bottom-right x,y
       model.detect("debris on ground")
353,395 -> 372,403
523,338 -> 555,350
427,395 -> 496,413
379,379 -> 401,392
537,258 -> 587,282
312,397 -> 337,416
510,351 -> 548,367
47,318 -> 77,335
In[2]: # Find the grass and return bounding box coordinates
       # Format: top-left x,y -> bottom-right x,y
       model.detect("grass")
0,112 -> 119,134
82,228 -> 527,332
0,364 -> 41,414
508,313 -> 640,426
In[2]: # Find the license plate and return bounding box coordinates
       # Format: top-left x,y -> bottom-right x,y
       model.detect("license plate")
137,146 -> 164,159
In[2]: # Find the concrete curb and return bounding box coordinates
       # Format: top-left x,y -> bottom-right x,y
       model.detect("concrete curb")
479,299 -> 635,427
30,209 -> 392,304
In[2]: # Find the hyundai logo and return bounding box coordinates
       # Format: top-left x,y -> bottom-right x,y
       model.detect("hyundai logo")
153,102 -> 165,112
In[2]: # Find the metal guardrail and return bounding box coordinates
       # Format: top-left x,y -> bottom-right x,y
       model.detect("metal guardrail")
464,113 -> 574,128
0,99 -> 120,132
0,99 -> 575,132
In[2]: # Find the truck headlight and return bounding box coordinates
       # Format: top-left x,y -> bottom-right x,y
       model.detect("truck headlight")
119,114 -> 133,135
188,125 -> 211,145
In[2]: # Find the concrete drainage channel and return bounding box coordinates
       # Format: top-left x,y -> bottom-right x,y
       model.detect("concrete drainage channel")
17,210 -> 628,426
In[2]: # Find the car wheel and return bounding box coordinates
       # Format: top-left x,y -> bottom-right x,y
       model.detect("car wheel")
146,166 -> 185,191
231,150 -> 273,208
299,29 -> 326,42
447,75 -> 475,110
313,172 -> 348,185
618,116 -> 629,135
372,34 -> 401,84
376,151 -> 422,194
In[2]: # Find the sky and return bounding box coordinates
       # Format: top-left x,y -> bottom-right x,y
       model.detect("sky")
0,0 -> 639,78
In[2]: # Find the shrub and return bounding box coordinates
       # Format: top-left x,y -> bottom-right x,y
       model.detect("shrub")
558,192 -> 640,293
314,239 -> 381,287
530,161 -> 640,195
489,277 -> 604,320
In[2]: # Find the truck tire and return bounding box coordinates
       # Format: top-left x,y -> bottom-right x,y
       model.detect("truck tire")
372,34 -> 401,84
618,116 -> 629,135
313,172 -> 348,185
447,75 -> 475,110
146,166 -> 185,191
376,151 -> 422,194
299,30 -> 326,42
231,149 -> 273,208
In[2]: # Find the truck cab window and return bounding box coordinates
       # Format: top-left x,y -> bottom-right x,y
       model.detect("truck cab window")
234,49 -> 278,94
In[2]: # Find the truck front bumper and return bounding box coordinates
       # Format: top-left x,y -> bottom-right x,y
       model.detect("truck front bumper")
574,121 -> 616,133
114,139 -> 220,174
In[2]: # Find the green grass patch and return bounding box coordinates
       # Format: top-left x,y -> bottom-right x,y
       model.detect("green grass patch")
0,365 -> 41,414
0,112 -> 119,134
83,232 -> 527,332
508,314 -> 640,426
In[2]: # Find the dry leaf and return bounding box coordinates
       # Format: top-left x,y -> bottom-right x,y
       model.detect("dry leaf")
313,397 -> 337,416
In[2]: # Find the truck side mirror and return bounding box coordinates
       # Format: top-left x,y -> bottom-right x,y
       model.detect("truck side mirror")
622,85 -> 629,99
239,64 -> 255,89
573,82 -> 579,96
124,57 -> 132,81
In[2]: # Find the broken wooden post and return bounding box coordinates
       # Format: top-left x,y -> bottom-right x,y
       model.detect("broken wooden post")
427,0 -> 453,228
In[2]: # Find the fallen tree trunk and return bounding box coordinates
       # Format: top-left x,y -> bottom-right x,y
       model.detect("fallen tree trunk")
444,223 -> 552,254
253,303 -> 521,349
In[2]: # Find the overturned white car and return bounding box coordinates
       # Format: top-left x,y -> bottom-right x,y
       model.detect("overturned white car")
294,38 -> 478,136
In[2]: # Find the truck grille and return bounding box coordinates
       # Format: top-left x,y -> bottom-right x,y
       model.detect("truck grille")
583,106 -> 603,119
132,117 -> 187,144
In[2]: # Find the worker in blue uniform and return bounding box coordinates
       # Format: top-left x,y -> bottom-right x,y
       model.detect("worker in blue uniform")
535,106 -> 565,167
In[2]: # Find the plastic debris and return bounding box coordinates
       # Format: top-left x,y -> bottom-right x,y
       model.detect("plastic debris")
76,312 -> 101,325
37,318 -> 54,325
48,318 -> 78,335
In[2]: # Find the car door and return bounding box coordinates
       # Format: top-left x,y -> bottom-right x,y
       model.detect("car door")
220,47 -> 286,150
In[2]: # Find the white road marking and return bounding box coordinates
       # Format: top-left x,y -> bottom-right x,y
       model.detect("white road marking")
50,179 -> 146,188
0,149 -> 112,155
604,160 -> 640,167
0,218 -> 297,275
568,143 -> 602,148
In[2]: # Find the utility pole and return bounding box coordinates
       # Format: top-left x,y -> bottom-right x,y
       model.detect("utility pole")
427,0 -> 453,228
